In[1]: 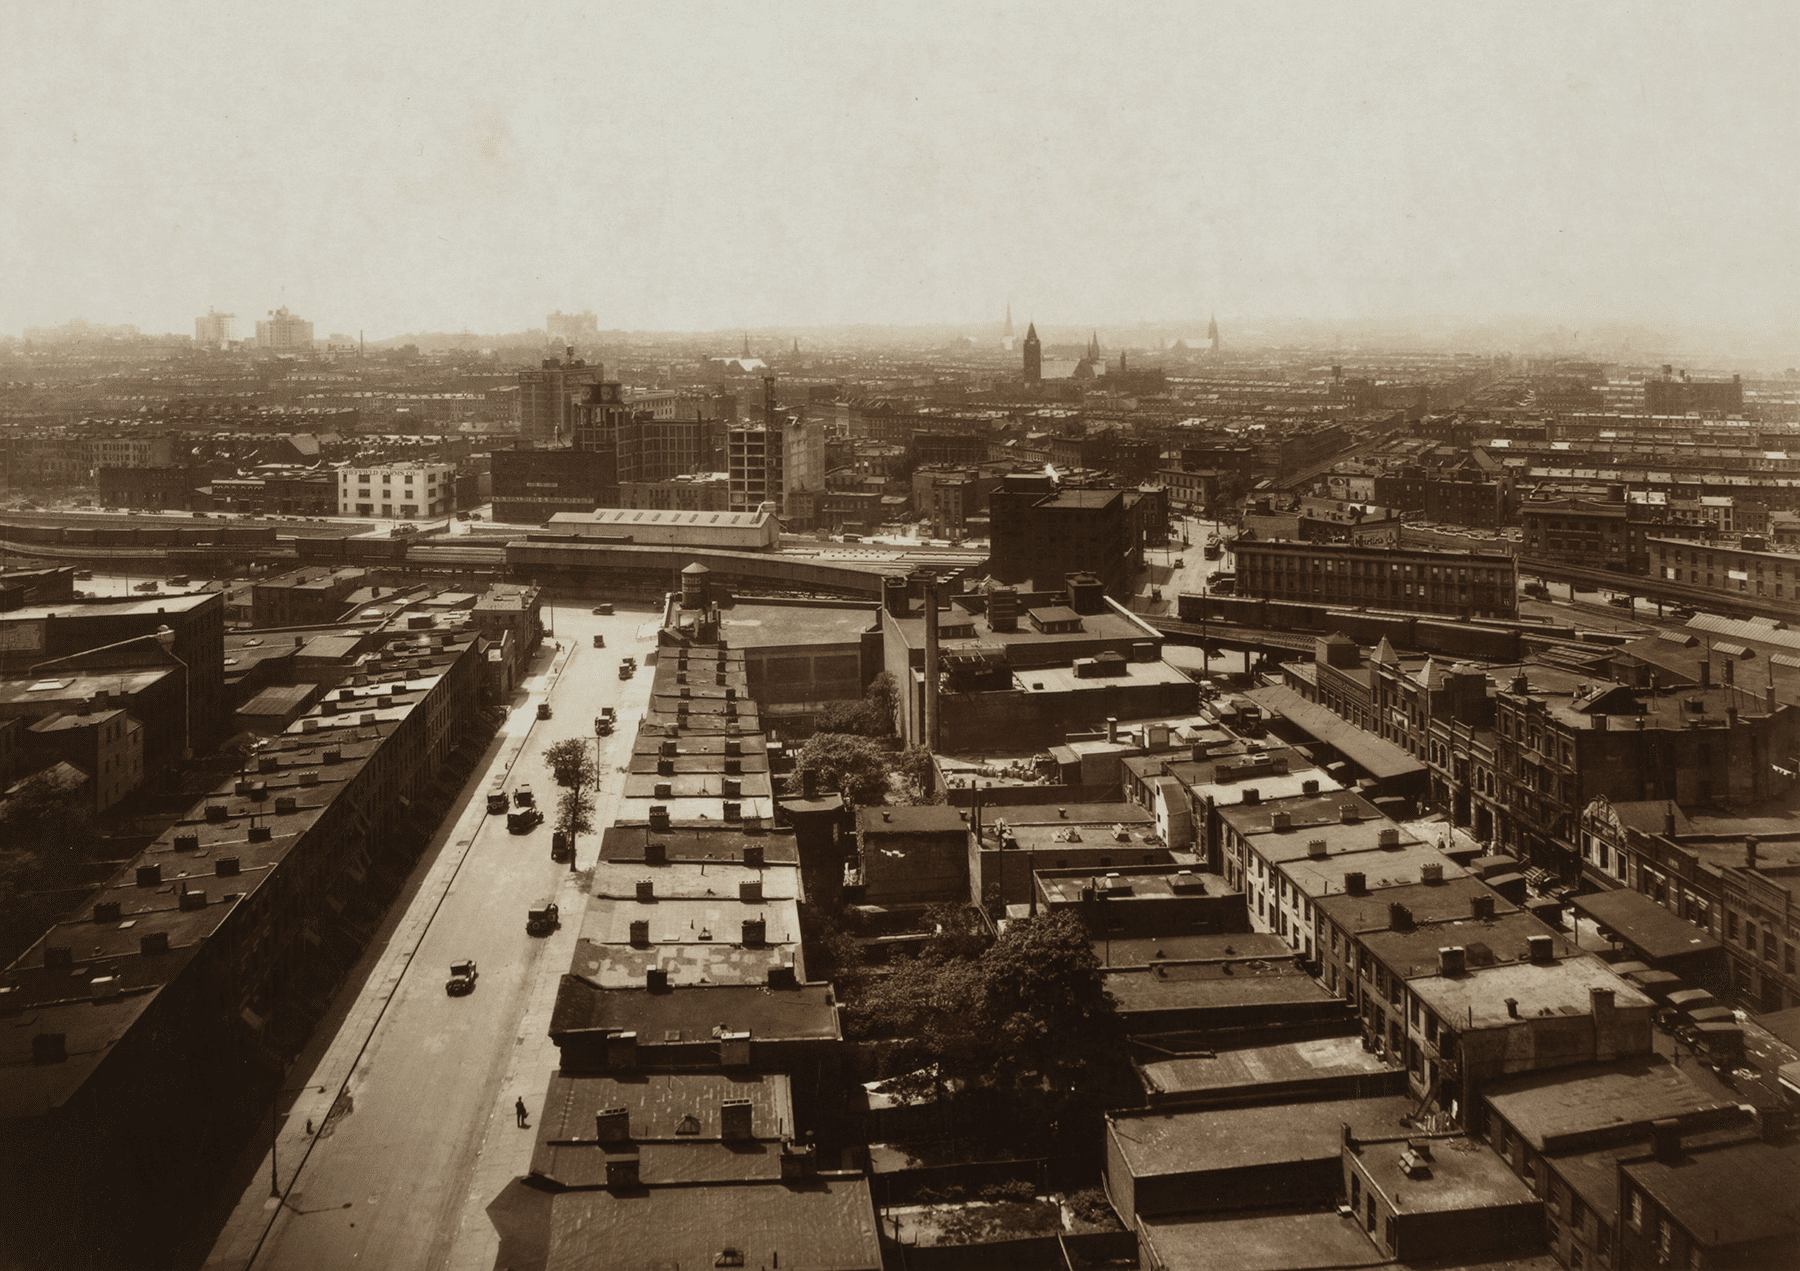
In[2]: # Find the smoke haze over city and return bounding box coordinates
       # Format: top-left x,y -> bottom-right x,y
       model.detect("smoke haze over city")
4,1 -> 1799,349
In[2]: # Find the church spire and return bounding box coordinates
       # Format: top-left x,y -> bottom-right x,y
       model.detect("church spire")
1004,302 -> 1014,338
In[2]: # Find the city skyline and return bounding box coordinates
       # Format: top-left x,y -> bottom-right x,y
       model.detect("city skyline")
5,2 -> 1799,345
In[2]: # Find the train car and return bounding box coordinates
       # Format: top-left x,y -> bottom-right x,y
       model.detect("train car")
1264,599 -> 1327,631
1414,620 -> 1521,663
1323,610 -> 1415,650
295,536 -> 349,561
345,537 -> 409,561
0,522 -> 63,546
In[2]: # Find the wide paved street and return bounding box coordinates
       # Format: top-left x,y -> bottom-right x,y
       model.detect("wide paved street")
204,601 -> 661,1271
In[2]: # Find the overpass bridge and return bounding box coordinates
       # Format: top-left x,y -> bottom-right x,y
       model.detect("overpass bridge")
1518,555 -> 1800,624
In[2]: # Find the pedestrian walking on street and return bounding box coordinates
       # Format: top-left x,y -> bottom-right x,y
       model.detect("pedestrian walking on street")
516,1097 -> 529,1129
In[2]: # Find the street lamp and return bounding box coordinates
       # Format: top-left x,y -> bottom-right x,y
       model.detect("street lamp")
154,625 -> 193,760
28,623 -> 193,760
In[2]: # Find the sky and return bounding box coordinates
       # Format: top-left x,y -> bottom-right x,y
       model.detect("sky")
4,1 -> 1798,343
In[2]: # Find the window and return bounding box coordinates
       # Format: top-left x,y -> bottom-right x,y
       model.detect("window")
1628,1188 -> 1644,1231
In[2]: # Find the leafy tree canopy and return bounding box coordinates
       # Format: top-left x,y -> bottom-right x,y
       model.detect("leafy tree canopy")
543,738 -> 597,791
849,910 -> 1119,1100
786,732 -> 894,806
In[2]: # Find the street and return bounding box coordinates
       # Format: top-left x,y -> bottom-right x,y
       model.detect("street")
203,601 -> 662,1271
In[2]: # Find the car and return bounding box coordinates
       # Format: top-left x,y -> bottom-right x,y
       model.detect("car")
1607,595 -> 1634,608
526,903 -> 560,936
592,603 -> 614,615
514,784 -> 535,807
445,959 -> 479,995
486,788 -> 509,814
601,706 -> 616,720
73,569 -> 93,580
507,806 -> 544,833
619,663 -> 634,680
593,633 -> 605,648
537,702 -> 552,720
1671,606 -> 1697,619
551,831 -> 571,862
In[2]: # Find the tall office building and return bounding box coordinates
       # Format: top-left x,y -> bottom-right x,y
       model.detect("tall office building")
518,355 -> 604,445
194,308 -> 237,347
254,306 -> 314,352
1023,321 -> 1041,384
546,309 -> 598,342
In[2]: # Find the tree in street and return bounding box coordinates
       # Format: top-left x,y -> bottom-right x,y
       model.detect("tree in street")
555,786 -> 594,843
542,738 -> 598,791
543,738 -> 598,867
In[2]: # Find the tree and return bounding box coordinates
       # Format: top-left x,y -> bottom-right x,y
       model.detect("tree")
543,738 -> 598,868
862,672 -> 898,736
893,744 -> 936,804
555,786 -> 594,842
787,733 -> 894,806
846,910 -> 1120,1101
542,738 -> 598,791
810,673 -> 900,738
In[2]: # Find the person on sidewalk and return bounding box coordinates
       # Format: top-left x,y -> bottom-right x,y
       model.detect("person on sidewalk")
515,1097 -> 529,1128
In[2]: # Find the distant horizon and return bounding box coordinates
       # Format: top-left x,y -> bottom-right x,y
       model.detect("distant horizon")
11,310 -> 1794,369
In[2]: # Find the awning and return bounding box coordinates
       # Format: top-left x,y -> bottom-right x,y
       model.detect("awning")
1242,684 -> 1426,782
1571,888 -> 1722,962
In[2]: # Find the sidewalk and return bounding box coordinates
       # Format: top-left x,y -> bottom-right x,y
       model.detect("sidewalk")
204,641 -> 576,1271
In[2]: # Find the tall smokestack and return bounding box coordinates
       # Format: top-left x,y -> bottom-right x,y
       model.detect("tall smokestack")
923,575 -> 940,749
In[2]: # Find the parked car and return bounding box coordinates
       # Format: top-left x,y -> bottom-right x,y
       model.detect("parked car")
526,903 -> 560,936
592,603 -> 614,615
445,959 -> 479,995
537,702 -> 552,719
1608,595 -> 1634,608
486,788 -> 509,814
551,831 -> 572,863
514,784 -> 535,807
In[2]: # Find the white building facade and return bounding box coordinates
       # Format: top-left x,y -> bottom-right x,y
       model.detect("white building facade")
337,462 -> 456,519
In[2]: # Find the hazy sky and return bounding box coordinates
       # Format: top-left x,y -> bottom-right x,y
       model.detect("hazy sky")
4,1 -> 1797,341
